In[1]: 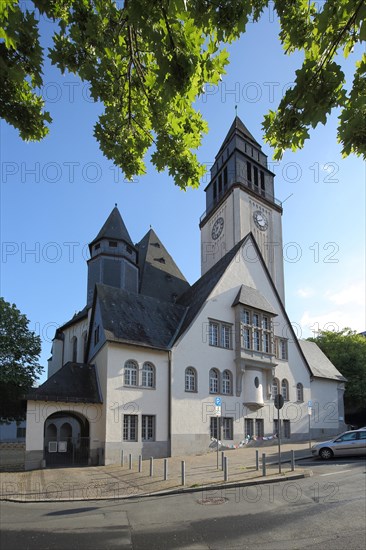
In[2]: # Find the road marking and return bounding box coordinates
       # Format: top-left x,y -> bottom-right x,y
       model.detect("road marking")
319,469 -> 353,476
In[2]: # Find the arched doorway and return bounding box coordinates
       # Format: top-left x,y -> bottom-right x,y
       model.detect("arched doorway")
44,412 -> 90,467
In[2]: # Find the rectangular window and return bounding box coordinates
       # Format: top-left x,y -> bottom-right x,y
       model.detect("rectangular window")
213,180 -> 217,200
218,173 -> 222,194
253,330 -> 260,351
222,417 -> 233,440
221,324 -> 231,349
142,415 -> 155,441
223,166 -> 228,187
273,418 -> 279,436
109,241 -> 117,247
209,322 -> 219,346
247,161 -> 252,183
252,313 -> 260,327
263,332 -> 270,353
123,415 -> 137,441
210,417 -> 218,439
240,308 -> 274,354
275,338 -> 288,360
245,418 -> 254,437
242,327 -> 250,349
209,320 -> 232,349
260,171 -> 265,196
253,166 -> 258,189
255,419 -> 264,437
242,310 -> 250,325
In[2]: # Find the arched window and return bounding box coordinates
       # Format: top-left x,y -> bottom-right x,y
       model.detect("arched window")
124,360 -> 138,386
296,382 -> 304,402
142,362 -> 155,388
281,379 -> 289,401
71,336 -> 78,362
272,378 -> 279,397
185,367 -> 197,392
222,370 -> 232,395
209,368 -> 219,394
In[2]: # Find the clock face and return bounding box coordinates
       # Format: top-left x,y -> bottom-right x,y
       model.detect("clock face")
253,210 -> 268,231
211,217 -> 224,240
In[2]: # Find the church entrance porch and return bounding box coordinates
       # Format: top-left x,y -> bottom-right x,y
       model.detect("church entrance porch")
44,412 -> 90,467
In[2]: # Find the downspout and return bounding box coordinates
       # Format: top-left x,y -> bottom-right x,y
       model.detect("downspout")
168,350 -> 172,456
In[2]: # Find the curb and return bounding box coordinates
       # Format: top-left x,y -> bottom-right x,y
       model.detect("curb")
1,470 -> 311,503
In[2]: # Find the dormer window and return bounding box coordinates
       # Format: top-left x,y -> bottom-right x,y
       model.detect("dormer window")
109,241 -> 117,248
154,257 -> 166,264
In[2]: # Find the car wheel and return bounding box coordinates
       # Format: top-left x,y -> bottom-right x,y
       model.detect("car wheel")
319,447 -> 333,460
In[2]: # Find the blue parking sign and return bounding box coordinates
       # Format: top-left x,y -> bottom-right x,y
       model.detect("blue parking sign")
215,397 -> 222,406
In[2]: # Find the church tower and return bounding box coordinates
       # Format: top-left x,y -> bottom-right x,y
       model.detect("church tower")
200,117 -> 285,302
87,206 -> 139,305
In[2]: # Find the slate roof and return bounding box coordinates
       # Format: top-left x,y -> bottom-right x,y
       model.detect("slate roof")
232,284 -> 277,315
217,116 -> 260,157
89,206 -> 134,248
137,228 -> 190,303
58,305 -> 88,332
175,236 -> 250,341
26,362 -> 102,403
298,340 -> 346,382
96,283 -> 187,350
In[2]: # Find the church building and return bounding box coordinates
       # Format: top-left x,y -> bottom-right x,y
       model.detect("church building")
25,117 -> 346,469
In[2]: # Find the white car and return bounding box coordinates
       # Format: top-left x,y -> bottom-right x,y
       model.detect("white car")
311,429 -> 366,460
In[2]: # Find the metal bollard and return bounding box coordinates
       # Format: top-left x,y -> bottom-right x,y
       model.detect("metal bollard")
224,456 -> 229,482
150,457 -> 154,477
138,455 -> 142,473
181,461 -> 185,485
121,449 -> 124,467
129,453 -> 132,469
221,451 -> 225,471
255,450 -> 259,471
164,458 -> 168,481
291,450 -> 295,471
262,453 -> 266,476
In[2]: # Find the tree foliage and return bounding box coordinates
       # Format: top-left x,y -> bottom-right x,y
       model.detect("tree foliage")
308,328 -> 366,410
1,1 -> 365,188
0,297 -> 43,422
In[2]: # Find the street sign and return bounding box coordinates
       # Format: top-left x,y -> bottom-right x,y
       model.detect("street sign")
215,397 -> 222,406
308,400 -> 312,416
215,406 -> 221,417
274,394 -> 284,410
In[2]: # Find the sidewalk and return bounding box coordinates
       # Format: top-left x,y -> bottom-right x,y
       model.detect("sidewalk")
0,441 -> 313,502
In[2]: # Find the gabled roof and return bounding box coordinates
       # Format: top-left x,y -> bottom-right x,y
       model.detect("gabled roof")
89,206 -> 134,248
58,305 -> 88,332
175,236 -> 250,341
26,362 -> 102,403
298,340 -> 347,382
217,116 -> 260,157
232,285 -> 277,315
137,228 -> 190,303
96,283 -> 187,350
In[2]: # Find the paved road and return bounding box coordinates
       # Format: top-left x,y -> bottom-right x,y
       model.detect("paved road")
1,458 -> 365,549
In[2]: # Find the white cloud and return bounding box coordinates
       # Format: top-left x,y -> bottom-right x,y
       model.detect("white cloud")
299,307 -> 365,339
325,281 -> 365,306
296,287 -> 315,298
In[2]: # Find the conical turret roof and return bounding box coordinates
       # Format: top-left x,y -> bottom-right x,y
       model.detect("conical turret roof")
217,116 -> 260,157
89,206 -> 134,249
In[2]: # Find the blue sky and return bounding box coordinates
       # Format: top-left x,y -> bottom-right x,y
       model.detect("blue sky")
1,7 -> 365,384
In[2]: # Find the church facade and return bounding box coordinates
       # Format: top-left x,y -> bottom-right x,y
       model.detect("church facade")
25,118 -> 346,470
